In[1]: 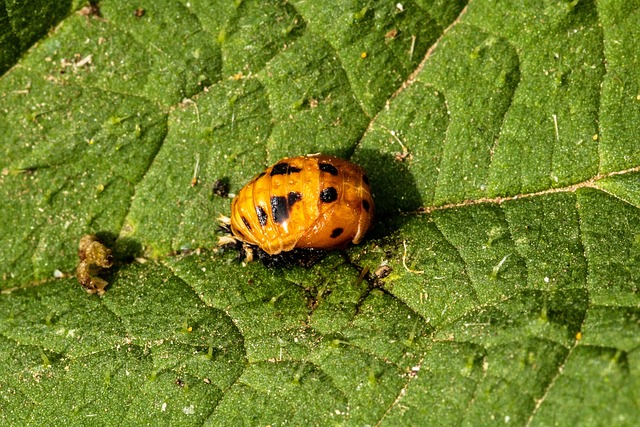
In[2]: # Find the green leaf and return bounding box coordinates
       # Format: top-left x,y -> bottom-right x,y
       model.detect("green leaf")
1,0 -> 639,425
0,0 -> 73,74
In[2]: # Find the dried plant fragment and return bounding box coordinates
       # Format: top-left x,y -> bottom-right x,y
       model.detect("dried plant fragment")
76,234 -> 113,296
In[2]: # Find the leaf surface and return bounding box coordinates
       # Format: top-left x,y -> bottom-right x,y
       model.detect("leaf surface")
1,1 -> 639,426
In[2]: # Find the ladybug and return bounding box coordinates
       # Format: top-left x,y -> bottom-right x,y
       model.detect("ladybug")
220,154 -> 374,258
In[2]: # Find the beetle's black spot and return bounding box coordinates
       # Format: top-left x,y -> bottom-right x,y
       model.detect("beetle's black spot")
363,174 -> 370,185
288,192 -> 302,207
362,199 -> 370,212
270,162 -> 302,176
271,196 -> 289,224
241,216 -> 252,231
320,187 -> 338,203
330,227 -> 343,238
256,206 -> 268,227
319,163 -> 338,176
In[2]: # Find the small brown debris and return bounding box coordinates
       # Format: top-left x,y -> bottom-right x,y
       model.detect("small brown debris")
76,234 -> 113,296
79,3 -> 102,18
385,28 -> 398,41
374,264 -> 392,279
212,178 -> 230,197
134,8 -> 145,18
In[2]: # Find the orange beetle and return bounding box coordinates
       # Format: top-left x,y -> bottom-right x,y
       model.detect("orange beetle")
226,154 -> 374,256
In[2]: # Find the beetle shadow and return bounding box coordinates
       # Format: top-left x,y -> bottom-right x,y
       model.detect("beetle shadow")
87,231 -> 143,292
92,231 -> 143,264
352,148 -> 424,239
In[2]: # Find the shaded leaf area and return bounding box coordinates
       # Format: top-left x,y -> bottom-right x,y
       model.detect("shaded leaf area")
0,0 -> 73,75
1,189 -> 639,425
